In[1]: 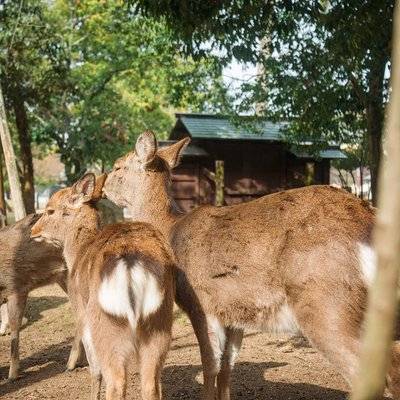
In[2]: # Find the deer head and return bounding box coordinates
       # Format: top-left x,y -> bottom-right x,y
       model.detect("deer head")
103,131 -> 190,210
31,173 -> 106,247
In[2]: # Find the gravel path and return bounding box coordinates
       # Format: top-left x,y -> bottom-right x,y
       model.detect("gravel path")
0,285 -> 349,399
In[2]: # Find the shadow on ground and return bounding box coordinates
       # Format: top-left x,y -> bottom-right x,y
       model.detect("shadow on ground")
1,342 -> 349,400
0,338 -> 74,396
0,295 -> 70,396
24,295 -> 68,327
162,361 -> 347,400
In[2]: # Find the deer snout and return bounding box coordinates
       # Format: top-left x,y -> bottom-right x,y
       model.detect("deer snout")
30,224 -> 44,242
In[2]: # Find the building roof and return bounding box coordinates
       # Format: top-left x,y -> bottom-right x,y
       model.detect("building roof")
171,113 -> 346,159
174,113 -> 283,141
290,147 -> 347,160
158,140 -> 209,157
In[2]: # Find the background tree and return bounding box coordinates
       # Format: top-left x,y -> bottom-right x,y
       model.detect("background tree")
133,0 -> 393,205
0,0 -> 66,212
0,0 -> 226,203
34,0 -> 227,183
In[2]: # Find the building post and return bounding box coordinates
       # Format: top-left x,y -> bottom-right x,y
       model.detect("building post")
215,160 -> 225,206
305,162 -> 315,185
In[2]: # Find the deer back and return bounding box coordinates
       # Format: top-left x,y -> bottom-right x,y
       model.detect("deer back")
0,214 -> 65,297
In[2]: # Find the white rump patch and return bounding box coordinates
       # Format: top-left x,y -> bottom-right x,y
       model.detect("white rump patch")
131,262 -> 164,318
98,258 -> 163,326
98,259 -> 134,323
358,243 -> 377,286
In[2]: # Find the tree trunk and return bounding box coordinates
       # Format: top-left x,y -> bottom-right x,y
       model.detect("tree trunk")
351,2 -> 400,399
64,157 -> 84,185
367,116 -> 382,206
0,85 -> 26,222
11,90 -> 35,213
0,150 -> 7,227
359,165 -> 364,200
366,53 -> 386,206
256,36 -> 270,116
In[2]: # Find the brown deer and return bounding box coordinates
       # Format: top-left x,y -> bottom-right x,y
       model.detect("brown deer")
0,213 -> 83,379
31,173 -> 174,400
103,131 -> 400,400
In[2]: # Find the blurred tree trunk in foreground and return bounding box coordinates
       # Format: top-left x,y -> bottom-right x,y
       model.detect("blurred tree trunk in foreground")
0,84 -> 26,222
0,150 -> 7,227
351,1 -> 400,399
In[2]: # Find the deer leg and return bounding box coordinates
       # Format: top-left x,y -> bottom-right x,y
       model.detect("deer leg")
103,364 -> 127,400
0,302 -> 9,335
137,331 -> 171,400
91,373 -> 103,400
67,325 -> 86,370
217,327 -> 244,400
101,348 -> 127,400
7,292 -> 27,380
189,313 -> 226,400
82,326 -> 102,400
57,278 -> 86,370
177,277 -> 226,400
292,294 -> 360,387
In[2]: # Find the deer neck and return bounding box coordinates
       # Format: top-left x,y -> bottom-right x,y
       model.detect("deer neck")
63,208 -> 100,271
127,182 -> 182,239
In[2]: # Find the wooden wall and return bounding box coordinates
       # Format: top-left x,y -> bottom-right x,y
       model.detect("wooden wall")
170,139 -> 330,212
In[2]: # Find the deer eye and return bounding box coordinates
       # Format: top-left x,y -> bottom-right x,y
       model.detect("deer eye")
46,209 -> 55,216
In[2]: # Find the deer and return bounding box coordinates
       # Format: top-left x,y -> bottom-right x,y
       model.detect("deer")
0,213 -> 84,380
31,173 -> 175,400
102,130 -> 400,400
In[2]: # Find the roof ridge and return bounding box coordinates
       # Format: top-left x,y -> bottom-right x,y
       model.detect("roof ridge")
175,112 -> 283,122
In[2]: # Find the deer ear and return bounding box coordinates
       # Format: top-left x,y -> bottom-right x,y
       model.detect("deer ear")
135,131 -> 157,165
158,137 -> 190,169
69,173 -> 96,208
92,173 -> 107,201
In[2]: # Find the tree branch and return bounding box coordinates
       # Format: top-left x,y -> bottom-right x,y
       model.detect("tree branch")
88,66 -> 133,100
348,72 -> 367,107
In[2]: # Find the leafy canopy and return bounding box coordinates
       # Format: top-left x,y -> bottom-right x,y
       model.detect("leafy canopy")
1,0 -> 227,183
138,1 -> 392,143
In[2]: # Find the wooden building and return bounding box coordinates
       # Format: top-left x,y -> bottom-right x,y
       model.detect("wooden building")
161,113 -> 345,212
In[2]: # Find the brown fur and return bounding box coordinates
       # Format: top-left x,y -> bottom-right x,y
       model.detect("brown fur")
31,174 -> 174,400
0,214 -> 83,379
103,131 -> 400,400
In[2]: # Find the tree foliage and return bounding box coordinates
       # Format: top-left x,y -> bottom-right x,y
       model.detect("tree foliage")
0,0 -> 226,186
132,0 -> 394,204
132,0 -> 272,62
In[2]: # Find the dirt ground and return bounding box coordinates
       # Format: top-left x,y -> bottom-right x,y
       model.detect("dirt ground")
0,285 -> 351,400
